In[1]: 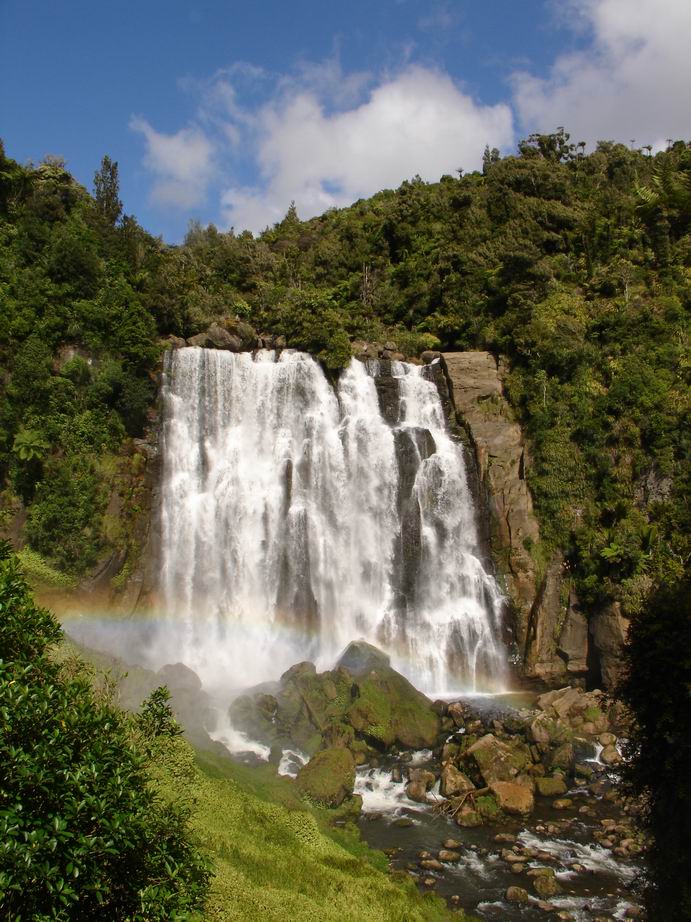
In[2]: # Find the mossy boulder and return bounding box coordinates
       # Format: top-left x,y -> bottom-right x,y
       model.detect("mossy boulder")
346,666 -> 439,749
295,747 -> 356,807
228,646 -> 439,753
463,734 -> 532,786
536,776 -> 568,797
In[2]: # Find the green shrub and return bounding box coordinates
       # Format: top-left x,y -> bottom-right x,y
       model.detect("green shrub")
0,542 -> 210,920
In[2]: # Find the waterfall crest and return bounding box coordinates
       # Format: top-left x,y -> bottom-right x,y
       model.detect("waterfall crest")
159,347 -> 506,694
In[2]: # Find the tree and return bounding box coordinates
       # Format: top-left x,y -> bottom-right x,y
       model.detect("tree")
93,155 -> 122,227
0,542 -> 211,919
619,577 -> 691,920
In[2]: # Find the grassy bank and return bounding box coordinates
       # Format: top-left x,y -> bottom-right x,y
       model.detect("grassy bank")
156,741 -> 457,922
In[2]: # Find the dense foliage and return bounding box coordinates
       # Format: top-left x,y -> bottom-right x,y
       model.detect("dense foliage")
1,133 -> 688,608
620,576 -> 691,920
0,542 -> 210,919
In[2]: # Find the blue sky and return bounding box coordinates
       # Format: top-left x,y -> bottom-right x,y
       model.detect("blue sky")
2,0 -> 689,241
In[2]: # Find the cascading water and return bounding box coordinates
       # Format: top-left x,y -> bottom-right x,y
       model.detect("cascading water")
159,347 -> 506,695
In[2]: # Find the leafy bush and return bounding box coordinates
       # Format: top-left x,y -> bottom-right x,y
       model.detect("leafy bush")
0,542 -> 210,919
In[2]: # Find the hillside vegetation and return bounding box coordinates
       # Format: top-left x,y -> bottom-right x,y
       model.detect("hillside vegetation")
1,132 -> 688,617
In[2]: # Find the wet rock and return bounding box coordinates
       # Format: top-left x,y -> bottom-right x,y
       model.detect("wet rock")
442,838 -> 461,849
532,872 -> 562,898
494,832 -> 517,844
422,877 -> 436,888
406,769 -> 435,803
438,850 -> 460,862
553,798 -> 574,810
443,353 -> 544,681
575,762 -> 594,779
419,859 -> 443,871
511,863 -> 526,874
455,808 -> 482,828
599,732 -> 617,747
550,742 -> 575,772
464,733 -> 531,785
536,901 -> 558,912
392,816 -> 413,828
336,641 -> 390,676
601,745 -> 622,765
295,747 -> 355,807
440,763 -> 475,797
590,601 -> 629,689
489,781 -> 534,815
536,776 -> 568,797
447,702 -> 465,727
505,886 -> 530,904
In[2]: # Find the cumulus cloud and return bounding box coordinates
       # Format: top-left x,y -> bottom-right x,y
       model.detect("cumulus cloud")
512,0 -> 691,149
129,116 -> 215,208
219,65 -> 513,232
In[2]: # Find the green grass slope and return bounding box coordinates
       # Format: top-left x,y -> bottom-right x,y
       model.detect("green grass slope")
158,743 -> 455,922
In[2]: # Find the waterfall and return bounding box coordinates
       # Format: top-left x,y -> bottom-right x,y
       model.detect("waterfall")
159,347 -> 506,695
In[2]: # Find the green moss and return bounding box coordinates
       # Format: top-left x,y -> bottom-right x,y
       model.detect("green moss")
584,706 -> 604,722
475,794 -> 503,822
16,547 -> 77,590
295,747 -> 356,808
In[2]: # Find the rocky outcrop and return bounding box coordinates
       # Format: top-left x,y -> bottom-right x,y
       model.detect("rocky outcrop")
229,642 -> 441,758
441,352 -> 612,687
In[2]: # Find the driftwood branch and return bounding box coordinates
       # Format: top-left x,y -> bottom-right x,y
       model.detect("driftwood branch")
431,786 -> 490,819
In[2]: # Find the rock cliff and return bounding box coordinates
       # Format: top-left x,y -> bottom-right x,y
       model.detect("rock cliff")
441,352 -> 604,688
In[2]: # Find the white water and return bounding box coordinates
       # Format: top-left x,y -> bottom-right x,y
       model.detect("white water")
354,767 -> 429,815
159,348 -> 505,695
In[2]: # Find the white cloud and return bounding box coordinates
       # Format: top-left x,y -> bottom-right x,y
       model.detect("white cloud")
219,66 -> 513,232
129,116 -> 215,208
512,0 -> 691,149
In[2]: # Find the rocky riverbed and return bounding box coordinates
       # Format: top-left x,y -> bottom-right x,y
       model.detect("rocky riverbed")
227,642 -> 646,921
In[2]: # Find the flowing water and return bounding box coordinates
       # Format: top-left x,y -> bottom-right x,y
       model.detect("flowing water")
158,347 -> 505,695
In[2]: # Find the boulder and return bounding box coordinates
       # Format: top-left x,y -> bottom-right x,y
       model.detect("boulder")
438,850 -> 460,862
489,781 -> 534,816
295,747 -> 355,807
536,777 -> 568,797
406,768 -> 435,803
442,838 -> 461,849
346,663 -> 439,749
505,886 -> 530,904
455,808 -> 482,828
157,662 -> 203,693
600,745 -> 622,765
206,322 -> 242,350
336,641 -> 390,677
533,872 -> 562,899
440,764 -> 475,798
464,734 -> 531,785
447,702 -> 465,727
550,742 -> 575,772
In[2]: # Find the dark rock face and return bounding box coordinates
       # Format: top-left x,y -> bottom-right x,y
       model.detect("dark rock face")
371,359 -> 401,424
589,602 -> 629,689
442,351 -> 626,689
390,426 -> 436,617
